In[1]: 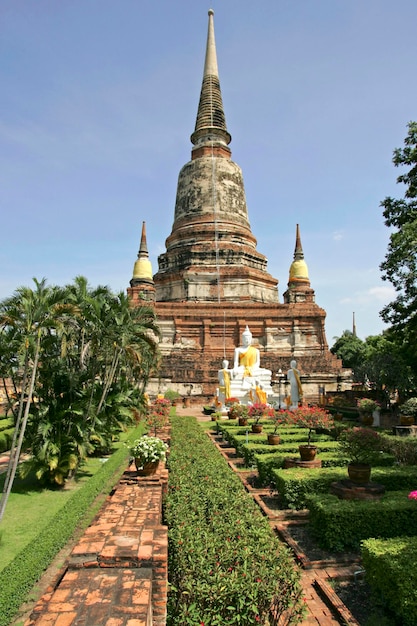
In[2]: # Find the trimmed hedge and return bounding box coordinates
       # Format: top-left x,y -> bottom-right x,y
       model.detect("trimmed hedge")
240,440 -> 341,466
272,467 -> 347,509
270,465 -> 417,510
0,433 -> 137,626
361,536 -> 417,626
166,416 -> 305,625
306,491 -> 417,551
0,417 -> 13,432
0,428 -> 14,453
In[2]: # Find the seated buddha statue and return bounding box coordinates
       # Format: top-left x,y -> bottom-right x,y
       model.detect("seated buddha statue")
233,326 -> 261,378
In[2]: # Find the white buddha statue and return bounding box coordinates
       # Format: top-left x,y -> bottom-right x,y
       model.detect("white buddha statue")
217,326 -> 272,405
233,326 -> 261,378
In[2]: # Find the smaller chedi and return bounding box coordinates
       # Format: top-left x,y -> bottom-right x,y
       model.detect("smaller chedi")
217,326 -> 273,410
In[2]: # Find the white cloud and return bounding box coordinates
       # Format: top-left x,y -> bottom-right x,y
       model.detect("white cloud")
332,230 -> 344,241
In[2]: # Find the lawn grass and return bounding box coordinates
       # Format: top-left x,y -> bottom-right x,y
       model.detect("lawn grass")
0,429 -> 139,573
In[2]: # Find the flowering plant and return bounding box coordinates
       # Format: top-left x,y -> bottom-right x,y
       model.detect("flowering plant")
287,406 -> 334,446
225,397 -> 240,407
146,398 -> 170,435
151,398 -> 171,416
228,403 -> 249,420
271,409 -> 292,434
248,402 -> 274,423
357,398 -> 380,414
338,427 -> 383,464
408,490 -> 417,500
129,435 -> 168,464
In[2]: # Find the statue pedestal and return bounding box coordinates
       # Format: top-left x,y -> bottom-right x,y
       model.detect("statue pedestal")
230,370 -> 273,405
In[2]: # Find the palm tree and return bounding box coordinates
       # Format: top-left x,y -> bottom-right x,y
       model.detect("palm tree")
0,277 -> 162,501
0,278 -> 70,520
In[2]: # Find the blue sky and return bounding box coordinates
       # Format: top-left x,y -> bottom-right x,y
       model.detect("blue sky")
1,0 -> 417,344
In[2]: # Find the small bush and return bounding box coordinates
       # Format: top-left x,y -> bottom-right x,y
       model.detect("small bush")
362,536 -> 417,626
306,491 -> 417,551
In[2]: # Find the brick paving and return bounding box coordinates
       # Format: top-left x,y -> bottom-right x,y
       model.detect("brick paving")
4,407 -> 362,624
23,453 -> 168,626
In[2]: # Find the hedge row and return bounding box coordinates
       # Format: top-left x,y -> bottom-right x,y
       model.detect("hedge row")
0,428 -> 14,453
361,536 -> 417,626
271,465 -> 417,510
0,431 -> 139,626
0,416 -> 13,432
165,416 -> 305,625
306,491 -> 417,552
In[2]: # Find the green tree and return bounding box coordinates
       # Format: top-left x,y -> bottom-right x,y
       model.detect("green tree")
0,276 -> 161,504
0,278 -> 71,520
361,332 -> 414,398
331,330 -> 366,378
380,121 -> 417,373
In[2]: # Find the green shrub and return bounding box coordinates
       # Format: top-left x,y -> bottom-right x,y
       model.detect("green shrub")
0,417 -> 13,433
306,491 -> 417,552
0,428 -> 14,453
362,536 -> 417,626
166,416 -> 305,625
381,434 -> 417,465
272,467 -> 347,509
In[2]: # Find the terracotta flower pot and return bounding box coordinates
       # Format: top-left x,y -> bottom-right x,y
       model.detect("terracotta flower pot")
267,433 -> 280,445
347,463 -> 371,484
298,445 -> 317,461
400,415 -> 414,426
135,460 -> 160,476
360,412 -> 374,426
251,423 -> 263,433
238,417 -> 248,426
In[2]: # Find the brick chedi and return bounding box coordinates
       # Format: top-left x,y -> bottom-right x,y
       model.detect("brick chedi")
128,10 -> 344,400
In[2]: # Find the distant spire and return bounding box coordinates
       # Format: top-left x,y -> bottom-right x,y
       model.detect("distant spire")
190,9 -> 231,150
283,224 -> 315,304
139,221 -> 148,255
289,224 -> 310,283
294,224 -> 304,262
352,312 -> 357,337
131,221 -> 153,283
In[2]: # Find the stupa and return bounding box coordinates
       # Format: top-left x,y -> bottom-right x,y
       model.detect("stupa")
128,10 -> 345,401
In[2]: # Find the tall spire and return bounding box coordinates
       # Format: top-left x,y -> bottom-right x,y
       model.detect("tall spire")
191,9 -> 231,155
289,224 -> 310,283
131,222 -> 153,284
153,10 -> 278,304
284,224 -> 315,303
128,221 -> 155,305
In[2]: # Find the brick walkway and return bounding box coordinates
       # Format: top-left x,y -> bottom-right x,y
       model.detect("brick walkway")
23,457 -> 169,626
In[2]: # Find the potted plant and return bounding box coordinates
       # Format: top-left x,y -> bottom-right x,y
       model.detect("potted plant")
337,427 -> 383,483
248,402 -> 274,433
129,435 -> 168,476
357,398 -> 380,425
146,398 -> 170,435
267,409 -> 291,445
289,406 -> 334,461
398,397 -> 417,426
227,402 -> 249,425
